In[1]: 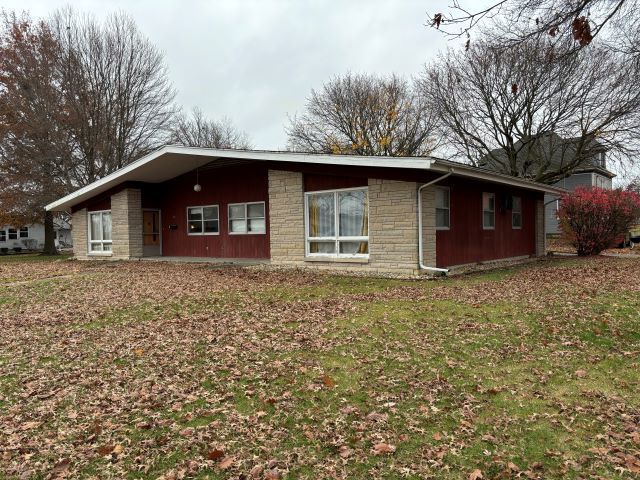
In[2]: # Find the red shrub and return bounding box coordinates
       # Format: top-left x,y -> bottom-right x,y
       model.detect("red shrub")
558,187 -> 640,256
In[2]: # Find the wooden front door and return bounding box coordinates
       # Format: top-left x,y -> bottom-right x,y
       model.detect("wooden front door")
143,210 -> 161,256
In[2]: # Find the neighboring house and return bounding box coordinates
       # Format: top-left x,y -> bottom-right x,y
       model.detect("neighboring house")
45,146 -> 563,275
0,220 -> 72,251
544,162 -> 615,235
480,133 -> 616,235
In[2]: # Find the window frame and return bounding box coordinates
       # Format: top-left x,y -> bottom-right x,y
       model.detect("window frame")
482,192 -> 496,230
512,196 -> 522,229
0,230 -> 5,242
8,228 -> 17,240
304,187 -> 369,259
87,210 -> 113,255
434,186 -> 451,230
186,205 -> 220,236
19,226 -> 29,238
227,201 -> 267,235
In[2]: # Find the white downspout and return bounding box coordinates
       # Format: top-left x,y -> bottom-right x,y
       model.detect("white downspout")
418,170 -> 453,274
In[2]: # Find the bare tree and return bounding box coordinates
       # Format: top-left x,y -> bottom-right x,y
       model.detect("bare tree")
0,8 -> 177,253
50,8 -> 177,186
170,108 -> 251,149
429,0 -> 635,49
287,73 -> 438,156
421,36 -> 640,183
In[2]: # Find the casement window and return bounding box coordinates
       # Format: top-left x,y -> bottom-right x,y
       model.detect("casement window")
88,211 -> 112,253
187,205 -> 219,235
8,228 -> 17,240
482,192 -> 495,229
0,230 -> 5,242
512,196 -> 522,229
305,187 -> 369,257
435,187 -> 450,230
228,202 -> 266,234
19,227 -> 29,238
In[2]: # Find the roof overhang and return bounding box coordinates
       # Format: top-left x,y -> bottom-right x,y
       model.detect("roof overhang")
45,146 -> 565,211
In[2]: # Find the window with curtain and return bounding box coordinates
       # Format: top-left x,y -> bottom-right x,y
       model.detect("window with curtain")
306,188 -> 368,257
512,196 -> 522,229
435,187 -> 450,229
482,192 -> 495,229
228,202 -> 266,234
88,211 -> 112,253
188,205 -> 219,235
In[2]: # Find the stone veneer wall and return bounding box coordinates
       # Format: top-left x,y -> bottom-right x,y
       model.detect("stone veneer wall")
268,170 -> 429,275
420,186 -> 437,267
268,170 -> 306,265
71,208 -> 89,260
535,198 -> 546,257
111,188 -> 143,260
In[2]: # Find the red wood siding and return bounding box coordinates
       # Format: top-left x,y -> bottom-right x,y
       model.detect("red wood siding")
304,173 -> 368,192
436,178 -> 540,267
158,166 -> 270,258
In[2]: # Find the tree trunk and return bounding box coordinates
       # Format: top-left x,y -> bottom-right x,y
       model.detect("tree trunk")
42,210 -> 58,255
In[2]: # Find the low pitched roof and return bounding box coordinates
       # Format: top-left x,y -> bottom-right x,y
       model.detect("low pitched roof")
45,146 -> 566,211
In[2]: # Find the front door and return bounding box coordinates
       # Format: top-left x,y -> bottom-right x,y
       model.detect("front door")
143,210 -> 161,257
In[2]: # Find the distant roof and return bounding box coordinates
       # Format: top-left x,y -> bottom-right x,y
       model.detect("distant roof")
46,146 -> 565,211
481,132 -> 616,179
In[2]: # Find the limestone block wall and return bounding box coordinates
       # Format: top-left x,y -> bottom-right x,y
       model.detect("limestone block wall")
420,186 -> 437,267
71,208 -> 88,260
268,170 -> 306,264
367,178 -> 420,274
111,188 -> 143,260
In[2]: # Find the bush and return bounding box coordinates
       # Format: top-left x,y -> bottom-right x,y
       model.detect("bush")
559,187 -> 640,256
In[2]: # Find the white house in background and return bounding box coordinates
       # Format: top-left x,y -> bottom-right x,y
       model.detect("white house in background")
0,220 -> 72,252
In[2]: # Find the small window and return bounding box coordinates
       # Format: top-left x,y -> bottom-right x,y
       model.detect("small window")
88,211 -> 112,253
188,205 -> 219,235
482,193 -> 495,229
0,230 -> 5,242
19,227 -> 29,238
228,202 -> 266,234
512,196 -> 522,229
8,228 -> 17,240
435,187 -> 450,230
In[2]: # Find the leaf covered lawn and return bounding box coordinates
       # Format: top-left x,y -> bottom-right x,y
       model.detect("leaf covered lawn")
0,256 -> 639,479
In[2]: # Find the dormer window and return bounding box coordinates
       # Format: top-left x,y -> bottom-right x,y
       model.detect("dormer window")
599,151 -> 606,168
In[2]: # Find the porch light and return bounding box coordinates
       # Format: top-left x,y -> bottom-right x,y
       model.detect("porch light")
193,166 -> 202,192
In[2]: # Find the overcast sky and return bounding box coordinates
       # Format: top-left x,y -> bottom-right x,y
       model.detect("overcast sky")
2,0 -> 474,150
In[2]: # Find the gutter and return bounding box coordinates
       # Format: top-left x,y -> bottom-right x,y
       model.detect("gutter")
418,170 -> 453,274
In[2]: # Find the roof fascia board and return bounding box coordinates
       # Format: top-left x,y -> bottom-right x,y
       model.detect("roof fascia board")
429,162 -> 566,195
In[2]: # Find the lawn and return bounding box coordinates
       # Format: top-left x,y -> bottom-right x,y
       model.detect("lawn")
0,256 -> 639,479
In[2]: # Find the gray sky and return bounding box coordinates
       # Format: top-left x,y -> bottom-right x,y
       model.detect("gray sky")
2,0 -> 467,149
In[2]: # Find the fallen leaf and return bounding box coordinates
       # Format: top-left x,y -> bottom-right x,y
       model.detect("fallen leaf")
207,448 -> 225,461
372,443 -> 396,455
575,369 -> 587,378
218,457 -> 234,469
432,432 -> 442,441
322,375 -> 335,388
469,468 -> 483,480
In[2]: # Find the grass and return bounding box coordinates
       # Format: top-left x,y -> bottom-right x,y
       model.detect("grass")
0,253 -> 72,263
0,256 -> 639,479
